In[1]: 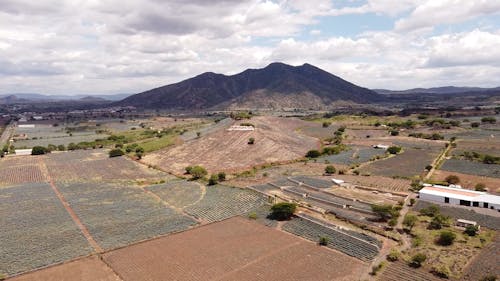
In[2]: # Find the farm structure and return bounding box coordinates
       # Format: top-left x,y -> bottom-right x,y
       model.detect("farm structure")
419,184 -> 500,211
102,217 -> 367,281
142,116 -> 319,174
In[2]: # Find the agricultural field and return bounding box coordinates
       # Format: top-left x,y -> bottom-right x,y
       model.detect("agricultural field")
451,139 -> 500,157
57,181 -> 197,250
148,182 -> 267,223
319,145 -> 386,166
297,122 -> 339,139
0,183 -> 93,276
460,234 -> 500,281
0,156 -> 47,186
431,170 -> 500,193
44,150 -> 169,182
377,260 -> 441,281
439,158 -> 500,178
102,217 -> 366,281
357,138 -> 444,178
332,174 -> 411,192
9,256 -> 121,281
143,116 -> 319,174
344,128 -> 389,140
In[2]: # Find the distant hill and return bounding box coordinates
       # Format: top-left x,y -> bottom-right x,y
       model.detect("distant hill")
116,62 -> 385,110
374,86 -> 500,95
0,93 -> 130,104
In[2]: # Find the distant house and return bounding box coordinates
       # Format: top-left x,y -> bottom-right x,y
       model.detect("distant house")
419,184 -> 500,211
18,124 -> 35,128
372,144 -> 389,150
227,125 -> 255,131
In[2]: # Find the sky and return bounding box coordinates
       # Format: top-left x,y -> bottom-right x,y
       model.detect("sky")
0,0 -> 499,95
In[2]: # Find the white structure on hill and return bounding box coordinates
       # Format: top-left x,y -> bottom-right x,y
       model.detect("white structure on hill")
372,144 -> 389,149
419,184 -> 500,211
227,125 -> 254,131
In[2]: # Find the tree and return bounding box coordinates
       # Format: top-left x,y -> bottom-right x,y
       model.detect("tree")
371,204 -> 398,221
445,174 -> 460,184
188,165 -> 207,179
208,174 -> 218,185
390,130 -> 399,136
248,137 -> 255,145
425,165 -> 433,171
319,236 -> 330,246
109,148 -> 124,157
432,265 -> 451,278
305,150 -> 321,158
409,253 -> 427,268
409,198 -> 416,206
403,214 -> 417,231
438,230 -> 456,246
270,202 -> 297,220
387,146 -> 402,154
322,121 -> 331,128
475,183 -> 486,191
429,214 -> 450,229
57,144 -> 66,151
481,117 -> 496,124
31,146 -> 49,155
324,165 -> 336,175
185,166 -> 193,174
471,122 -> 480,128
464,225 -> 479,236
386,249 -> 400,262
419,204 -> 440,217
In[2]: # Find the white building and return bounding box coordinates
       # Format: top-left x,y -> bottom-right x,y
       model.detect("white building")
227,125 -> 254,131
373,144 -> 389,149
419,185 -> 500,211
15,149 -> 32,156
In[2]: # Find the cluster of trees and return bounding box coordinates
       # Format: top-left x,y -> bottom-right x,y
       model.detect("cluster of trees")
481,117 -> 496,124
185,165 -> 208,179
306,144 -> 347,159
208,172 -> 226,185
230,111 -> 253,120
423,118 -> 460,128
371,204 -> 401,226
459,151 -> 500,164
408,132 -> 444,140
270,202 -> 296,220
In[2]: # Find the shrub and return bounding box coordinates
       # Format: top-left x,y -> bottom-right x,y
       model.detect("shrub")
445,174 -> 460,184
57,144 -> 66,151
208,174 -> 219,185
318,236 -> 330,246
324,165 -> 336,175
372,204 -> 399,221
432,264 -> 451,278
185,166 -> 193,174
475,183 -> 486,191
438,230 -> 456,246
481,117 -> 496,124
409,198 -> 416,206
425,165 -> 433,171
109,148 -> 124,157
189,165 -> 208,179
306,150 -> 321,158
322,121 -> 331,128
31,146 -> 49,155
409,253 -> 427,268
390,130 -> 399,136
248,137 -> 255,144
419,204 -> 440,217
370,261 -> 386,276
471,122 -> 480,128
403,214 -> 417,231
387,146 -> 402,154
270,202 -> 297,220
386,249 -> 400,262
217,172 -> 226,181
464,225 -> 479,236
248,212 -> 257,220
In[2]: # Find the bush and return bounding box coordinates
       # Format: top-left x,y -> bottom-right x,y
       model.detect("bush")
57,144 -> 66,151
322,121 -> 331,128
188,165 -> 208,179
208,174 -> 218,185
109,148 -> 124,157
247,137 -> 255,144
217,172 -> 226,181
464,225 -> 479,236
409,198 -> 416,206
306,150 -> 321,158
432,264 -> 451,278
438,230 -> 456,246
370,261 -> 386,276
248,212 -> 257,220
387,146 -> 402,154
475,183 -> 486,191
318,236 -> 330,246
390,130 -> 399,136
403,214 -> 417,231
270,202 -> 296,220
185,166 -> 193,174
324,165 -> 336,174
445,174 -> 460,184
419,204 -> 440,217
425,165 -> 433,171
31,146 -> 49,155
471,122 -> 480,128
409,253 -> 427,268
372,204 -> 399,221
481,117 -> 496,124
386,248 -> 400,262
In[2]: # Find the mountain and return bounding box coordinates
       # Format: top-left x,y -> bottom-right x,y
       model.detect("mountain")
374,86 -> 500,95
0,93 -> 131,104
117,62 -> 385,110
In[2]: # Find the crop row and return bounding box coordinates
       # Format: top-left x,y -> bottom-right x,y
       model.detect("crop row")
57,182 -> 197,250
0,183 -> 93,276
282,217 -> 379,261
289,176 -> 334,189
377,261 -> 440,281
333,174 -> 411,192
440,158 -> 500,178
146,180 -> 202,208
0,164 -> 46,186
320,146 -> 386,166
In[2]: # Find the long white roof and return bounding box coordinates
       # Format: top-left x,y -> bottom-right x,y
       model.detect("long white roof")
419,185 -> 500,205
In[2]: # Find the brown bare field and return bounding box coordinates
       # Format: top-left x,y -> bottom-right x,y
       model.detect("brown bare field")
431,170 -> 500,193
460,234 -> 500,281
9,256 -> 121,281
143,116 -> 320,174
332,174 -> 411,192
0,156 -> 47,186
103,217 -> 365,281
453,139 -> 500,157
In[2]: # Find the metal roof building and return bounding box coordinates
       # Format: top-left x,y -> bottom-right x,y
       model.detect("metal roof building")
419,184 -> 500,211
